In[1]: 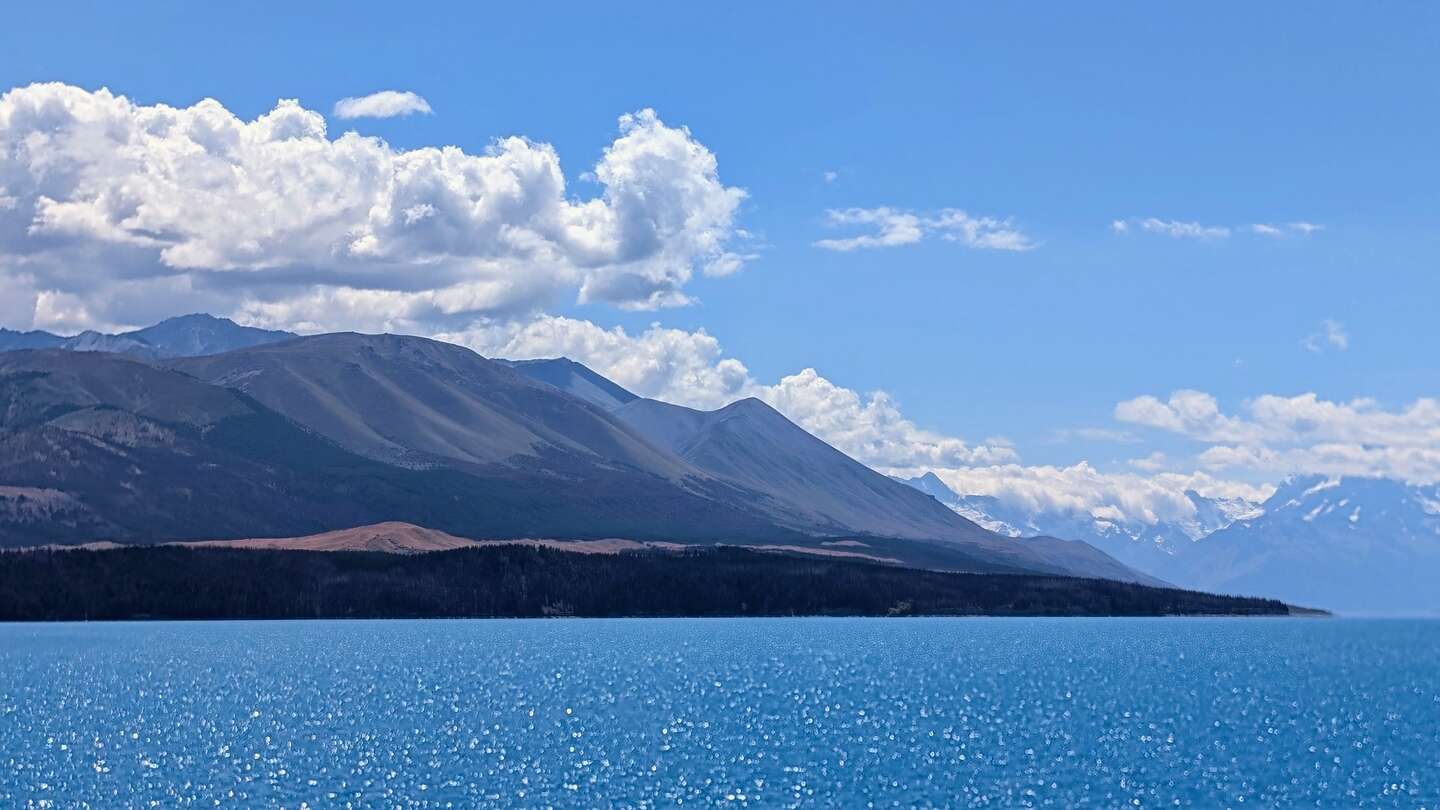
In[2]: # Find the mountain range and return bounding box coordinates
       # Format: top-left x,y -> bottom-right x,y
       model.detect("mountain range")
0,314 -> 294,359
0,315 -> 1148,584
897,471 -> 1440,613
894,472 -> 1258,575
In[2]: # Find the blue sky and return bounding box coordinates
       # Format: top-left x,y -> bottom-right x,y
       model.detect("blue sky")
3,3 -> 1438,517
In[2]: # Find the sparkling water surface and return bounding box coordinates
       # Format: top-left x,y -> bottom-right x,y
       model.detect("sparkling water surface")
1,618 -> 1436,808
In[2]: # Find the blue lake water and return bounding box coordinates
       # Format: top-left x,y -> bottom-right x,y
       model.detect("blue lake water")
0,618 -> 1436,808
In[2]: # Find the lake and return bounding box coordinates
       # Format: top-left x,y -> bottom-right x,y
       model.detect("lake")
0,618 -> 1436,807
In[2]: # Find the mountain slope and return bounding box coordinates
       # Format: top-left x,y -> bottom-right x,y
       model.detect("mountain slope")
507,358 -> 993,544
510,358 -> 1153,583
0,349 -> 795,546
169,333 -> 694,477
499,358 -> 639,410
616,396 -> 1001,543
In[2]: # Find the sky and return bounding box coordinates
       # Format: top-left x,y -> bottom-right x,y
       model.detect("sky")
2,3 -> 1438,529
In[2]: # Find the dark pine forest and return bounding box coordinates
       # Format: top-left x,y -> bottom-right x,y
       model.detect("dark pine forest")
0,545 -> 1292,621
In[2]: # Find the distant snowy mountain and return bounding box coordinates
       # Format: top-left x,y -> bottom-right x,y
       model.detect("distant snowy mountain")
898,470 -> 1440,614
1177,476 -> 1440,614
893,472 -> 1259,580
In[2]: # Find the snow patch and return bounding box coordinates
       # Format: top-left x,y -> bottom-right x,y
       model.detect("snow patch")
1303,478 -> 1343,497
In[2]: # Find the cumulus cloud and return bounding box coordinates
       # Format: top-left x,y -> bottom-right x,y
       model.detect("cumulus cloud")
440,314 -> 1016,470
1117,389 -> 1440,483
333,90 -> 432,119
0,83 -> 748,331
814,207 -> 1033,252
763,369 -> 1019,469
1302,319 -> 1348,353
901,462 -> 1274,535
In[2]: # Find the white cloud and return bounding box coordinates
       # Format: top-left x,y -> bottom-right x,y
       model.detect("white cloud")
1115,390 -> 1263,444
1051,427 -> 1138,444
1117,389 -> 1440,483
823,170 -> 839,183
813,208 -> 923,251
0,83 -> 748,332
1124,218 -> 1231,239
905,462 -> 1273,532
1253,221 -> 1325,238
764,369 -> 1019,469
1129,451 -> 1168,472
1302,319 -> 1348,353
333,90 -> 433,119
1116,217 -> 1323,241
814,206 -> 1033,252
440,314 -> 1017,470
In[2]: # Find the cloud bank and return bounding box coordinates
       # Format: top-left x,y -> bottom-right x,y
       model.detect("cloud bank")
0,83 -> 748,332
1117,390 -> 1440,483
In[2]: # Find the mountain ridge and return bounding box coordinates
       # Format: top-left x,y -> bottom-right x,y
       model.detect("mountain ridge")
0,316 -> 1154,584
0,314 -> 295,358
897,469 -> 1439,613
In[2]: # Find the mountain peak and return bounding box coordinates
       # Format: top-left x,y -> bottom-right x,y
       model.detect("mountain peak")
719,396 -> 775,415
895,471 -> 961,504
499,356 -> 639,411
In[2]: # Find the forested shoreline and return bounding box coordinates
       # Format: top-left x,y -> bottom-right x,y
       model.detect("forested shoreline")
0,545 -> 1293,621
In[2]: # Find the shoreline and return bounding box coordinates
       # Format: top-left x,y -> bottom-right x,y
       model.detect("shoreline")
0,544 -> 1306,621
